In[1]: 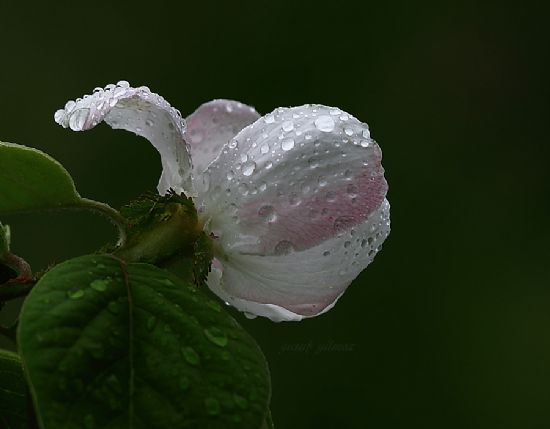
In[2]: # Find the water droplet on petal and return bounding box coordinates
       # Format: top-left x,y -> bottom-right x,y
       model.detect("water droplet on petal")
281,138 -> 295,151
344,127 -> 354,136
117,80 -> 130,88
362,128 -> 371,139
242,161 -> 256,176
181,346 -> 201,366
260,144 -> 270,154
264,114 -> 275,124
314,115 -> 335,132
204,327 -> 228,347
334,216 -> 355,234
282,120 -> 294,132
323,250 -> 331,256
228,139 -> 238,149
68,108 -> 89,131
238,183 -> 249,195
274,240 -> 295,255
258,205 -> 276,222
265,161 -> 273,169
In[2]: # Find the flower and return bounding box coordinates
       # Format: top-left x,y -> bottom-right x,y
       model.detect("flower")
54,81 -> 390,322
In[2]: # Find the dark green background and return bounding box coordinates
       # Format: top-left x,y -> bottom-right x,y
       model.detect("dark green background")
1,1 -> 548,428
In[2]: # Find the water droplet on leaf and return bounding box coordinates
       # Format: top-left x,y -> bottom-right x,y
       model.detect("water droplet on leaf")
204,327 -> 228,347
181,346 -> 201,366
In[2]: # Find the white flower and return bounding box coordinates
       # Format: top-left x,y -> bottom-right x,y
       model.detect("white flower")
55,81 -> 390,322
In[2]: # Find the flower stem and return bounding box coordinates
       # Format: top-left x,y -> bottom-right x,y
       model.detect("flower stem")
78,198 -> 128,246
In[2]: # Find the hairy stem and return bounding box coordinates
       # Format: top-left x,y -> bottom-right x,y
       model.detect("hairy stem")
78,198 -> 128,246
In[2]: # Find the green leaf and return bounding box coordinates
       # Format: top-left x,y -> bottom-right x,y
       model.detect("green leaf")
0,221 -> 10,255
0,141 -> 80,214
18,254 -> 270,429
0,349 -> 34,429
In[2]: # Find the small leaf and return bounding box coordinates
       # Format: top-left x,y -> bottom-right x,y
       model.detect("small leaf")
18,254 -> 270,429
0,141 -> 80,214
0,349 -> 34,429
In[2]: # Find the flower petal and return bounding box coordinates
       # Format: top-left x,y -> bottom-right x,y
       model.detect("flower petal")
207,199 -> 390,321
198,105 -> 387,256
185,100 -> 260,176
54,81 -> 192,195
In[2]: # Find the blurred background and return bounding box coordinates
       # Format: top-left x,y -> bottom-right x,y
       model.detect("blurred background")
0,1 -> 548,427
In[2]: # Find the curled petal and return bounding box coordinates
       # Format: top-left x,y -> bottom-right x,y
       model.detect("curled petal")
199,104 -> 390,320
199,104 -> 387,256
185,100 -> 260,176
208,200 -> 390,321
54,81 -> 192,195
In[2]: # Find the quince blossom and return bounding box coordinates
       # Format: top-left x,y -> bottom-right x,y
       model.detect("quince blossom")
54,81 -> 390,322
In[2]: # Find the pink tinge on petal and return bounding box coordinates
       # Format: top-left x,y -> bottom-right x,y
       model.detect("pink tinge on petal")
237,165 -> 387,255
185,100 -> 260,176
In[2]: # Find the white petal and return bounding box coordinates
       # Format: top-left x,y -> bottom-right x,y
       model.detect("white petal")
185,99 -> 260,176
207,200 -> 390,321
198,105 -> 387,256
54,81 -> 192,195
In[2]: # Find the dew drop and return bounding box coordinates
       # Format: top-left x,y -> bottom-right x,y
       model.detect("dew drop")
346,184 -> 358,197
325,191 -> 337,202
282,120 -> 294,132
258,205 -> 276,222
274,240 -> 295,255
228,139 -> 238,149
260,144 -> 270,154
64,100 -> 76,112
238,183 -> 249,195
333,216 -> 355,234
181,346 -> 201,366
314,115 -> 335,132
204,327 -> 228,347
242,161 -> 256,176
90,279 -> 109,292
362,128 -> 371,139
117,80 -> 130,88
360,140 -> 371,148
344,241 -> 351,248
344,127 -> 354,136
68,108 -> 89,131
323,251 -> 331,257
281,138 -> 295,151
265,161 -> 273,169
264,114 -> 275,124
67,290 -> 85,300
